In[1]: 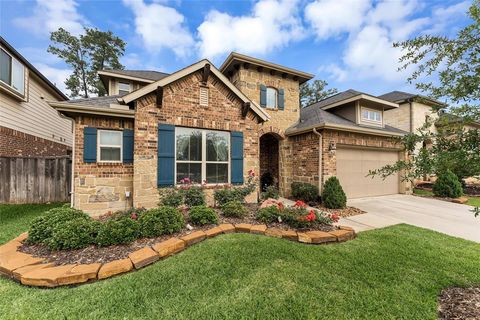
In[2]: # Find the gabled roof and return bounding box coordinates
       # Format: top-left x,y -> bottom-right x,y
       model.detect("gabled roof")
379,90 -> 447,107
64,93 -> 126,108
286,104 -> 406,137
98,70 -> 169,83
119,59 -> 270,122
220,52 -> 314,84
307,89 -> 399,111
0,36 -> 68,100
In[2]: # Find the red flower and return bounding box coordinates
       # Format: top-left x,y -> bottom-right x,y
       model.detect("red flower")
130,213 -> 138,220
294,200 -> 307,208
248,169 -> 255,177
306,210 -> 316,221
328,213 -> 340,223
277,201 -> 284,210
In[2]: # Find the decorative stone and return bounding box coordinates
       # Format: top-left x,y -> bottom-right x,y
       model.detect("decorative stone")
13,263 -> 55,281
128,247 -> 159,269
152,238 -> 185,258
452,197 -> 468,204
265,228 -> 284,238
329,229 -> 355,242
339,226 -> 355,232
0,251 -> 45,277
218,224 -> 235,234
98,259 -> 133,280
0,240 -> 22,255
21,264 -> 76,287
298,231 -> 337,244
235,223 -> 252,233
13,232 -> 28,243
260,198 -> 282,209
282,230 -> 298,241
57,263 -> 102,286
250,224 -> 267,235
181,231 -> 206,246
205,226 -> 223,238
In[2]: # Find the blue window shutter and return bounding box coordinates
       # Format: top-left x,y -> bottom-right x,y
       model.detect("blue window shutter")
158,124 -> 175,187
230,131 -> 244,185
278,88 -> 285,110
83,127 -> 97,163
123,129 -> 134,163
259,85 -> 266,108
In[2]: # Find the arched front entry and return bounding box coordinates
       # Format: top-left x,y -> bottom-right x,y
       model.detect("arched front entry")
259,133 -> 280,192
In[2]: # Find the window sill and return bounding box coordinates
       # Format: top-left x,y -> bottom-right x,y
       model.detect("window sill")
0,82 -> 26,102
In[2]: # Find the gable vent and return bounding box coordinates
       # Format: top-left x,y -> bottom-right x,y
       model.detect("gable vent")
200,86 -> 209,106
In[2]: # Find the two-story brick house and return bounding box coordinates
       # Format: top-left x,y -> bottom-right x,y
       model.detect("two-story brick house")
51,52 -> 410,216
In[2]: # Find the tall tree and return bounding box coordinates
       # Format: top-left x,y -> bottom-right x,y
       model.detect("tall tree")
48,27 -> 126,98
300,79 -> 338,108
393,0 -> 480,122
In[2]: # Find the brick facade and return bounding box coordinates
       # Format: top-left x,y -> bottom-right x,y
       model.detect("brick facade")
0,126 -> 70,157
73,116 -> 134,216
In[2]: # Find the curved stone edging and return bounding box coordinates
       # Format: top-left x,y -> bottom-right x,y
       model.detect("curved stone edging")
0,224 -> 356,288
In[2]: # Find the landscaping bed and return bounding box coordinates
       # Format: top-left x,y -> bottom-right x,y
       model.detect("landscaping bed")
438,286 -> 480,320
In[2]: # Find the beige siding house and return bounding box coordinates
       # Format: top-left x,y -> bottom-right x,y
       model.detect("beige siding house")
0,37 -> 71,157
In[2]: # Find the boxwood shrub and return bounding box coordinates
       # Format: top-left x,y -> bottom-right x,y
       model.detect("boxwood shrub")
97,216 -> 140,247
321,177 -> 347,209
291,182 -> 319,203
183,187 -> 206,207
139,206 -> 184,237
433,170 -> 463,198
221,200 -> 248,218
189,206 -> 218,225
256,206 -> 280,224
160,189 -> 183,207
48,219 -> 101,250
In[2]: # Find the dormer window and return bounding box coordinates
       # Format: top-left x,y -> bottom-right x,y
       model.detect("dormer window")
118,81 -> 131,95
361,107 -> 382,123
0,48 -> 25,95
266,87 -> 277,109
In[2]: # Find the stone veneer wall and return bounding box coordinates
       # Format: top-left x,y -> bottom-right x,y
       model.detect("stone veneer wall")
133,70 -> 261,209
73,116 -> 134,216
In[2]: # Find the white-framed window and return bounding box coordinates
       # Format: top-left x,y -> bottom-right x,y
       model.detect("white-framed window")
266,87 -> 277,109
361,107 -> 382,123
97,130 -> 122,163
0,48 -> 25,95
118,81 -> 131,95
175,127 -> 229,184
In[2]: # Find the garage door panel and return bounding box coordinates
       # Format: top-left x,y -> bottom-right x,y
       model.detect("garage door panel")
336,148 -> 399,198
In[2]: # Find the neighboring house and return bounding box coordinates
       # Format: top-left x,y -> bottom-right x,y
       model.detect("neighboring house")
0,37 -> 71,157
50,52 -> 410,216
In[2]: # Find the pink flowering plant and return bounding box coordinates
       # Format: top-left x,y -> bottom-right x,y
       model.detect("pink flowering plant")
213,169 -> 258,206
279,200 -> 338,229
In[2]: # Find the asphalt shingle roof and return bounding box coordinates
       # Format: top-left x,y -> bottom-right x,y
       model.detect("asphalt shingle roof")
65,94 -> 126,108
104,70 -> 170,81
306,89 -> 363,109
378,91 -> 417,103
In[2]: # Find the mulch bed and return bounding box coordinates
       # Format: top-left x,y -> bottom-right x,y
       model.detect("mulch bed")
438,286 -> 480,319
19,203 -> 337,266
313,205 -> 365,218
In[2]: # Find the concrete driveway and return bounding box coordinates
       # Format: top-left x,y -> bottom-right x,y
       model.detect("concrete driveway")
341,194 -> 480,242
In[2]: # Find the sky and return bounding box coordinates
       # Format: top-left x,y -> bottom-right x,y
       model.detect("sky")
0,0 -> 473,98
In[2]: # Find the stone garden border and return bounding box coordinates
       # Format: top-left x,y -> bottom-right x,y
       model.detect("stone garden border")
0,224 -> 355,288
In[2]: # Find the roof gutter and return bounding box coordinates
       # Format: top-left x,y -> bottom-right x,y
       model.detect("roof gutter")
49,101 -> 135,118
286,123 -> 406,138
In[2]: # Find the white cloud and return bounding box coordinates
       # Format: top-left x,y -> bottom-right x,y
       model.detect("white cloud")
425,1 -> 470,34
123,0 -> 194,57
305,0 -> 371,39
197,0 -> 304,59
13,0 -> 87,36
34,63 -> 71,95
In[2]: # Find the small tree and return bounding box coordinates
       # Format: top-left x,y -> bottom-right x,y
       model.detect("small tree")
432,170 -> 463,198
321,177 -> 347,209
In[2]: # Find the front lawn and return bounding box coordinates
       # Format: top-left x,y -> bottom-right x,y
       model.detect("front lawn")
1,204 -> 480,319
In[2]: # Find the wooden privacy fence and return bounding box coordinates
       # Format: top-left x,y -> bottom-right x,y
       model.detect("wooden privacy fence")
0,156 -> 71,204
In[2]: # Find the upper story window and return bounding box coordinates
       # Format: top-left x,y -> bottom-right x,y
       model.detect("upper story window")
266,87 -> 277,109
98,130 -> 122,162
361,107 -> 382,123
118,81 -> 131,95
0,48 -> 25,95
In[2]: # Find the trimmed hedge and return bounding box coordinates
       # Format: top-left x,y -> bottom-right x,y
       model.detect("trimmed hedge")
160,189 -> 183,207
183,187 -> 206,207
291,182 -> 318,202
321,177 -> 347,209
214,189 -> 244,206
97,216 -> 140,247
189,206 -> 218,225
221,201 -> 248,218
48,219 -> 101,250
433,170 -> 463,198
139,206 -> 184,237
256,206 -> 280,224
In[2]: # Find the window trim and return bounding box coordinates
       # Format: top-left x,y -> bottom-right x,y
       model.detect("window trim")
360,107 -> 382,124
0,47 -> 26,97
174,127 -> 230,185
97,129 -> 123,163
265,87 -> 278,109
118,81 -> 131,95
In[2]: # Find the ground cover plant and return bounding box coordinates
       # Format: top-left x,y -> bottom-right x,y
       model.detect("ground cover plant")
1,203 -> 480,319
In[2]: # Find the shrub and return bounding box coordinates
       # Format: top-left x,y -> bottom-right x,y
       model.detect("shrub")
183,187 -> 206,207
214,188 -> 244,206
256,206 -> 280,224
280,206 -> 311,229
139,206 -> 184,237
189,206 -> 218,225
97,216 -> 140,247
159,189 -> 183,207
433,170 -> 463,198
261,185 -> 279,200
291,182 -> 319,203
321,177 -> 347,209
221,200 -> 248,218
48,219 -> 100,250
28,206 -> 90,244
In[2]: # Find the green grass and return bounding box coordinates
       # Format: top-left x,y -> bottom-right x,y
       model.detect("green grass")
1,204 -> 480,319
466,197 -> 480,207
413,188 -> 434,197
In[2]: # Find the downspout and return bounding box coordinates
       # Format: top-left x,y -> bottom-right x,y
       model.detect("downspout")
312,128 -> 323,193
407,98 -> 414,133
69,119 -> 75,208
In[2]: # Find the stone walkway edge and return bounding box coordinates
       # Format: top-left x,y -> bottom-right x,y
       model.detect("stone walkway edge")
0,224 -> 356,288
